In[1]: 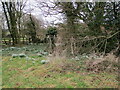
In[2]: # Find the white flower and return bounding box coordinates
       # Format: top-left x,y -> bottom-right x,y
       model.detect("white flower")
19,53 -> 27,58
12,54 -> 19,58
32,61 -> 35,64
26,56 -> 32,60
41,60 -> 50,64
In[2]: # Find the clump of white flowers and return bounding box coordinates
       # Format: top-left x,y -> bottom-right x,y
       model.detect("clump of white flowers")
41,52 -> 48,56
19,53 -> 27,57
25,56 -> 35,61
41,60 -> 50,64
0,49 -> 2,53
74,56 -> 80,61
12,54 -> 19,58
12,53 -> 26,58
37,51 -> 49,57
37,53 -> 43,57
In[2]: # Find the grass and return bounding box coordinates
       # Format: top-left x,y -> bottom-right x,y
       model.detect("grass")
1,45 -> 119,88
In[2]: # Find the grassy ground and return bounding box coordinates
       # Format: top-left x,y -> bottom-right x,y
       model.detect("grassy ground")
1,45 -> 119,88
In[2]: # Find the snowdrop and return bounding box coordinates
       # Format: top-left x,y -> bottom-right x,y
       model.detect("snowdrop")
19,53 -> 27,58
37,53 -> 43,57
32,61 -> 35,64
12,54 -> 19,58
26,56 -> 32,60
10,47 -> 16,50
41,60 -> 50,64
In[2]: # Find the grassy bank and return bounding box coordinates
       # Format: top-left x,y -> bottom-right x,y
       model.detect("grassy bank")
1,45 -> 119,88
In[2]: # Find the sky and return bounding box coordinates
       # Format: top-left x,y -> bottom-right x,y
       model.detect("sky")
23,0 -> 64,27
0,0 -> 64,28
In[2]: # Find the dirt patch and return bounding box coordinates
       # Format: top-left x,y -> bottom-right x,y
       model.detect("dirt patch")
86,53 -> 119,73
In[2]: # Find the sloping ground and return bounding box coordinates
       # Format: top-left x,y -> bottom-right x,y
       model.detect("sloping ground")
2,55 -> 118,88
86,53 -> 119,73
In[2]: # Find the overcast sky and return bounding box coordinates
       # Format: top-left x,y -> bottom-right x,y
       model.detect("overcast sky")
23,0 -> 64,26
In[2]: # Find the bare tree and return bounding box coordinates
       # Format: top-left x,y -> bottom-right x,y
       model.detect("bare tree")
1,0 -> 27,45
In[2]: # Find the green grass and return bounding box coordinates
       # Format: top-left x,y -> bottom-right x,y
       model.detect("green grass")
1,45 -> 119,88
2,56 -> 118,88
